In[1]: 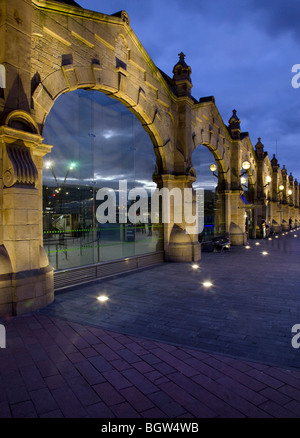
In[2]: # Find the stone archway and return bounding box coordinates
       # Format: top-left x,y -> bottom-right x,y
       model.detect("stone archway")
41,87 -> 165,275
192,142 -> 229,241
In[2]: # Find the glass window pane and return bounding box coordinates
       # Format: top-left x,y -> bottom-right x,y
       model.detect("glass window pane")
43,90 -> 162,271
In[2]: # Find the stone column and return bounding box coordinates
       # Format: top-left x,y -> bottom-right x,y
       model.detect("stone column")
0,126 -> 54,316
153,174 -> 201,263
281,165 -> 289,230
270,154 -> 281,233
227,190 -> 247,245
294,180 -> 299,226
157,53 -> 200,262
214,189 -> 226,236
226,111 -> 247,245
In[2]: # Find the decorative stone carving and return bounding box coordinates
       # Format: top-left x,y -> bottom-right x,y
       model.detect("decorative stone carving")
172,52 -> 192,82
120,11 -> 130,25
255,137 -> 265,159
3,142 -> 38,187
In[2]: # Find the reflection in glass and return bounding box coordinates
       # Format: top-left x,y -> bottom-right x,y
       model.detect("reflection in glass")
43,90 -> 163,271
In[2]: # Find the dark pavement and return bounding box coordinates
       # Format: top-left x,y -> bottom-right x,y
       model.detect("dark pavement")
1,230 -> 300,418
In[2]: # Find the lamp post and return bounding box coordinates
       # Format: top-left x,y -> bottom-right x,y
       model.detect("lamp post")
209,163 -> 218,178
240,160 -> 251,187
241,160 -> 251,172
264,175 -> 272,188
62,162 -> 76,187
45,161 -> 58,187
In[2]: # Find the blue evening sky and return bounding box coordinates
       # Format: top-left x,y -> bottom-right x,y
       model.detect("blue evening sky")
76,0 -> 300,181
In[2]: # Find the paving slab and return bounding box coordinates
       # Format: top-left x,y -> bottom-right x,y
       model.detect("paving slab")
1,232 -> 300,418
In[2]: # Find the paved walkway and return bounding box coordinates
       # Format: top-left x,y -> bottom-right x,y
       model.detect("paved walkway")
1,230 -> 300,418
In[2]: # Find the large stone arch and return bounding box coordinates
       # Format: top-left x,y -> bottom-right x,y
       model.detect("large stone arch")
29,1 -> 179,175
32,65 -> 169,175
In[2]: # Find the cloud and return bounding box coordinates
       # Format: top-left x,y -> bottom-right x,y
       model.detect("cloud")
246,0 -> 300,39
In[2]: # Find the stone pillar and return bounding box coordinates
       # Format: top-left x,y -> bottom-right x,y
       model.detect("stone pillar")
154,174 -> 201,263
270,154 -> 281,233
0,126 -> 54,316
254,138 -> 266,233
0,0 -> 33,115
226,110 -> 247,245
214,189 -> 226,235
288,173 -> 295,228
158,53 -> 200,262
0,0 -> 54,316
281,165 -> 289,230
227,190 -> 247,245
294,180 -> 299,226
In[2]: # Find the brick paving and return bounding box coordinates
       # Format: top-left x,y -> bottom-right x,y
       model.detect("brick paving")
1,230 -> 300,418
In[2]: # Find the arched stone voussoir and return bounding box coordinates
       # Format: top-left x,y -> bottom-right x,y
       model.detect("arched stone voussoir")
75,65 -> 98,89
39,69 -> 69,101
33,83 -> 55,116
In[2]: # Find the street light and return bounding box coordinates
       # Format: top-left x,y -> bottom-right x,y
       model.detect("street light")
63,162 -> 77,186
209,163 -> 218,178
240,160 -> 251,180
264,175 -> 272,188
44,160 -> 58,187
242,160 -> 251,171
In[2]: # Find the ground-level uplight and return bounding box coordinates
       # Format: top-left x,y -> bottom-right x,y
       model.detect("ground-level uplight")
255,242 -> 260,246
245,245 -> 251,249
262,251 -> 268,256
192,264 -> 200,269
275,235 -> 279,239
97,295 -> 109,302
202,281 -> 213,288
294,235 -> 298,238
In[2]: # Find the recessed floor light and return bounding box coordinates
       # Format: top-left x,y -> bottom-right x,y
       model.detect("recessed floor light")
245,245 -> 251,249
97,295 -> 109,302
262,251 -> 268,255
255,242 -> 260,246
202,281 -> 213,288
192,264 -> 199,269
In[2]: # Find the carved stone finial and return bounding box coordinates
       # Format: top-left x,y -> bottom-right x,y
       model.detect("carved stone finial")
255,137 -> 264,159
271,153 -> 278,169
121,11 -> 130,25
172,52 -> 192,82
228,109 -> 241,139
281,164 -> 287,177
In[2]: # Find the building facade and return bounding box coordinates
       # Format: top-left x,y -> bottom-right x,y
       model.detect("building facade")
0,0 -> 299,316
